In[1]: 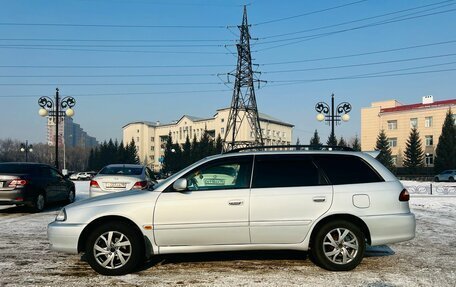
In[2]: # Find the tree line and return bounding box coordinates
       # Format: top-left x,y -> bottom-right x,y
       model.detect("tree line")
87,139 -> 139,171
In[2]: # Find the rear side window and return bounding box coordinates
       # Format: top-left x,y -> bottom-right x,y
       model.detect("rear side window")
313,155 -> 383,185
99,166 -> 143,175
252,155 -> 323,188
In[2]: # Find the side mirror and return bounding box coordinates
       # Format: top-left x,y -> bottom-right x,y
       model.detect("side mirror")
173,178 -> 187,191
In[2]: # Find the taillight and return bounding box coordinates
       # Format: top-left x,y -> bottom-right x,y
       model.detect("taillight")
399,188 -> 410,201
90,180 -> 100,188
8,179 -> 27,188
132,181 -> 147,190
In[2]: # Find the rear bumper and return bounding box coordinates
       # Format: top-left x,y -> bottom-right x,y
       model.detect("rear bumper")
361,213 -> 416,246
0,188 -> 30,205
47,221 -> 86,254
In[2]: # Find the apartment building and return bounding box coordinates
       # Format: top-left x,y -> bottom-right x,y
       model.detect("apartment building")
123,108 -> 294,171
361,96 -> 455,167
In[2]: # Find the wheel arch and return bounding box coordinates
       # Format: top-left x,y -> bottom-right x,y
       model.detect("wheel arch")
77,215 -> 151,257
309,213 -> 371,246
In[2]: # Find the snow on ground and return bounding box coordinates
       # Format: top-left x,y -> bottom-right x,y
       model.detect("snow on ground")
0,180 -> 455,286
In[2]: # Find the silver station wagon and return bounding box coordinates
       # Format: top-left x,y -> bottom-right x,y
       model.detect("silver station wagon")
48,146 -> 415,275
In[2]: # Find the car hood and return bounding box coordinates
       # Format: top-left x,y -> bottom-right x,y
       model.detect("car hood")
67,189 -> 157,210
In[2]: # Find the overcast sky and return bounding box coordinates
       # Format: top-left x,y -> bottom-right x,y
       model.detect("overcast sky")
0,0 -> 455,145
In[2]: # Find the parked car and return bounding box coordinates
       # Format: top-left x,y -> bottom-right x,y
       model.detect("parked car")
0,162 -> 75,212
48,147 -> 415,275
434,170 -> 456,182
89,164 -> 157,197
70,172 -> 93,181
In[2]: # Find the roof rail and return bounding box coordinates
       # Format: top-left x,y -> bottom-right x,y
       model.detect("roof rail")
224,145 -> 354,154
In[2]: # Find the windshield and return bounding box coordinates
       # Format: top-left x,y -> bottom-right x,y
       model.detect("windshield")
99,166 -> 143,175
0,164 -> 34,173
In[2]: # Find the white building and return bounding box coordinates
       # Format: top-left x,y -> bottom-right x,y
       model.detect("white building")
123,108 -> 294,171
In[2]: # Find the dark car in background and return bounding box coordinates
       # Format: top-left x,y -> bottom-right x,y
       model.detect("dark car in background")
0,162 -> 75,212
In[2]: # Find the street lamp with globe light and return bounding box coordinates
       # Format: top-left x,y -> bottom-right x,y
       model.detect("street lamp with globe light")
315,93 -> 352,142
38,88 -> 76,170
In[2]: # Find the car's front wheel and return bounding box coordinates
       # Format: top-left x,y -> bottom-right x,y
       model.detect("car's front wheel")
311,220 -> 365,271
434,177 -> 440,182
85,223 -> 144,276
30,193 -> 46,212
449,177 -> 454,182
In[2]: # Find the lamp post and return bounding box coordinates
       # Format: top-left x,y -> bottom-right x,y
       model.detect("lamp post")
20,140 -> 33,162
315,93 -> 352,141
38,88 -> 76,170
425,152 -> 430,180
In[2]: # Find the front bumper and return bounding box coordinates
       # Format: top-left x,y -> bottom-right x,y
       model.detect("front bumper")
361,213 -> 416,246
47,221 -> 86,254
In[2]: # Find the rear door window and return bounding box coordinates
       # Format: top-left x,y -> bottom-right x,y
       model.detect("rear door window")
252,154 -> 324,188
313,154 -> 383,185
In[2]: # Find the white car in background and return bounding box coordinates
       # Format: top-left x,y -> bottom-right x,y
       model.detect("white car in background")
434,170 -> 456,182
48,147 -> 415,276
69,172 -> 92,181
89,164 -> 157,197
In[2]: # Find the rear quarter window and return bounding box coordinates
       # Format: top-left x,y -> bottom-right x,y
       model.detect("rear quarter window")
313,154 -> 383,185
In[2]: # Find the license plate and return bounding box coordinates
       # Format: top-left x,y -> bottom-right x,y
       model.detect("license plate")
105,182 -> 126,188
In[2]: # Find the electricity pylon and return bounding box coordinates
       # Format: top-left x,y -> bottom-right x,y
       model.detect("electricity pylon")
223,6 -> 264,152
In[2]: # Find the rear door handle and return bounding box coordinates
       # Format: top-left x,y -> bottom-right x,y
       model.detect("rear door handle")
313,196 -> 326,202
228,200 -> 244,206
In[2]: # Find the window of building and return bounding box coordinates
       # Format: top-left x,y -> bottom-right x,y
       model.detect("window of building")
282,132 -> 286,138
392,156 -> 397,166
387,120 -> 397,130
150,146 -> 154,151
221,127 -> 225,134
388,138 -> 397,147
221,118 -> 225,123
137,129 -> 139,133
151,137 -> 154,142
410,118 -> 418,128
425,116 -> 433,127
313,155 -> 383,185
425,135 -> 434,146
425,154 -> 434,165
136,137 -> 139,142
252,155 -> 323,188
452,114 -> 456,124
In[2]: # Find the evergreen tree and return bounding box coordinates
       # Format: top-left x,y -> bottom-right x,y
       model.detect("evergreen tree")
182,135 -> 192,168
190,134 -> 199,163
338,136 -> 347,147
351,135 -> 361,151
162,133 -> 175,174
403,127 -> 424,172
375,129 -> 394,171
326,131 -> 337,146
118,141 -> 126,163
214,134 -> 223,154
295,137 -> 300,146
199,129 -> 211,158
125,139 -> 139,164
310,130 -> 322,146
434,108 -> 456,173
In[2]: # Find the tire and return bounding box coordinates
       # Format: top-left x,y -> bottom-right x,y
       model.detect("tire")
449,177 -> 455,182
30,193 -> 46,213
434,177 -> 439,182
66,189 -> 75,204
310,220 -> 365,271
85,222 -> 144,276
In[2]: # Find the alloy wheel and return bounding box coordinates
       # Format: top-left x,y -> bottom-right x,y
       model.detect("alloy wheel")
93,231 -> 132,270
322,228 -> 359,265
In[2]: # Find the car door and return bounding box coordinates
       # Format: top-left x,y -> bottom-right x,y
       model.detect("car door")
153,155 -> 253,246
249,154 -> 333,244
49,168 -> 68,201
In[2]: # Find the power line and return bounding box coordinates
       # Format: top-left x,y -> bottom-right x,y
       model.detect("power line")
0,73 -> 221,78
0,46 -> 231,54
257,7 -> 456,51
0,22 -> 228,29
0,43 -> 233,48
262,53 -> 456,74
253,0 -> 369,26
0,37 -> 233,43
261,40 -> 456,66
261,0 -> 454,39
0,88 -> 232,98
0,82 -> 224,86
0,64 -> 234,68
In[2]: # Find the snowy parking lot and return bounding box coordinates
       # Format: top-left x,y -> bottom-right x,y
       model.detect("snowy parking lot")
1,181 -> 455,286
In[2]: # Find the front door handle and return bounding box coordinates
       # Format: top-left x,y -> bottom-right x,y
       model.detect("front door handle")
228,200 -> 244,206
313,196 -> 326,202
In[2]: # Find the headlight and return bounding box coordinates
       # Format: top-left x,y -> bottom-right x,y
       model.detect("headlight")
55,208 -> 67,222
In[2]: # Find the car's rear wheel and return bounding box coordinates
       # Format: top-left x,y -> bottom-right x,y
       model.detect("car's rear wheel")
449,177 -> 454,182
311,220 -> 365,271
85,223 -> 143,276
30,193 -> 46,212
